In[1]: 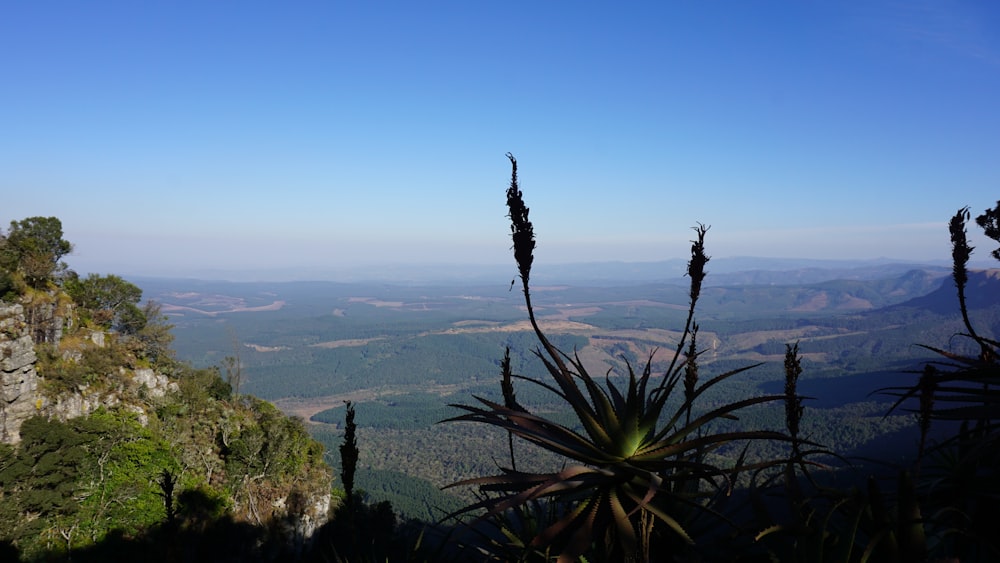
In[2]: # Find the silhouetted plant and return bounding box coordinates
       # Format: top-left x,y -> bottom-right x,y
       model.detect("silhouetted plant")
782,342 -> 806,501
751,341 -> 937,563
751,343 -> 862,563
445,155 -> 793,562
340,401 -> 359,509
499,346 -> 524,471
316,400 -> 416,562
682,323 -> 699,426
878,203 -> 1000,560
158,469 -> 178,526
975,200 -> 1000,261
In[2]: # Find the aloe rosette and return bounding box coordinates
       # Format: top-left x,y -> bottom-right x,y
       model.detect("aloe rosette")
444,155 -> 792,561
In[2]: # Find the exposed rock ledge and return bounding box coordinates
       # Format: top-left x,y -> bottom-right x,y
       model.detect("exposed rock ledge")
0,303 -> 177,444
1,304 -> 39,444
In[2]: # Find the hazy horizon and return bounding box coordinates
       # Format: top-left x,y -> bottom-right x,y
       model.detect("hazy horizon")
69,250 -> 982,284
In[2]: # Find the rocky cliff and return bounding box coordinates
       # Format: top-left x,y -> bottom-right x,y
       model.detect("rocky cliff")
0,304 -> 38,443
0,302 -> 177,444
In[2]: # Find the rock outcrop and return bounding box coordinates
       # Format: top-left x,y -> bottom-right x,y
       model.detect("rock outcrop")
0,304 -> 39,444
0,302 -> 178,443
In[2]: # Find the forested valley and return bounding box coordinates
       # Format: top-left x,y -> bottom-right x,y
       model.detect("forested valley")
145,257 -> 990,514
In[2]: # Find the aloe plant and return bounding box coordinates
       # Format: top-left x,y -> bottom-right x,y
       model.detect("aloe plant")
876,204 -> 1000,561
444,155 -> 792,562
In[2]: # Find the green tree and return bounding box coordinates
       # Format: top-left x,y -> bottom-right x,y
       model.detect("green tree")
66,273 -> 145,333
0,416 -> 95,557
220,397 -> 324,525
224,327 -> 243,398
1,216 -> 73,289
135,300 -> 176,365
73,409 -> 177,545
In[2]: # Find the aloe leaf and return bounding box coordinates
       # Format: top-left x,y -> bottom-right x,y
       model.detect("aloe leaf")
608,489 -> 638,555
621,488 -> 694,545
533,353 -> 614,446
607,370 -> 628,413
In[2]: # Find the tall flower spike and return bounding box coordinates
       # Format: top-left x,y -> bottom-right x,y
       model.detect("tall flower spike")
683,323 -> 699,424
659,223 -> 711,392
499,347 -> 522,470
783,342 -> 804,446
949,207 -> 971,296
949,207 -> 983,347
783,342 -> 805,500
506,153 -> 535,288
687,223 -> 710,304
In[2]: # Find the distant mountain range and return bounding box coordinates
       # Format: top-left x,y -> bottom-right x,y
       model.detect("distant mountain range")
126,256 -> 992,285
353,257 -> 967,286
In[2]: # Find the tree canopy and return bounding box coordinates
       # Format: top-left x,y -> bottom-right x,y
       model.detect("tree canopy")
66,273 -> 144,333
0,216 -> 73,290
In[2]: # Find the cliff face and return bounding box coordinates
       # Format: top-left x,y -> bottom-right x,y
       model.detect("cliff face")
0,302 -> 177,444
0,304 -> 39,444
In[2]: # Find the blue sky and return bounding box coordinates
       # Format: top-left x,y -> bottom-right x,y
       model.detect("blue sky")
2,1 -> 998,279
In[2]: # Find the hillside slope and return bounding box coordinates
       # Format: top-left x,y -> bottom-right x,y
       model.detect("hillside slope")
0,275 -> 333,560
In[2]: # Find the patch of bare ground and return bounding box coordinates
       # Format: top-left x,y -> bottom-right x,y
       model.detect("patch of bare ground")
539,306 -> 603,321
273,383 -> 470,423
838,295 -> 874,310
159,299 -> 286,316
790,292 -> 871,312
234,301 -> 285,312
432,319 -> 596,336
244,343 -> 290,352
725,327 -> 829,350
347,297 -> 404,307
791,292 -> 828,312
274,391 -> 386,423
309,337 -> 386,349
796,329 -> 869,342
593,328 -> 686,345
158,304 -> 216,316
452,320 -> 502,327
607,300 -> 689,310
